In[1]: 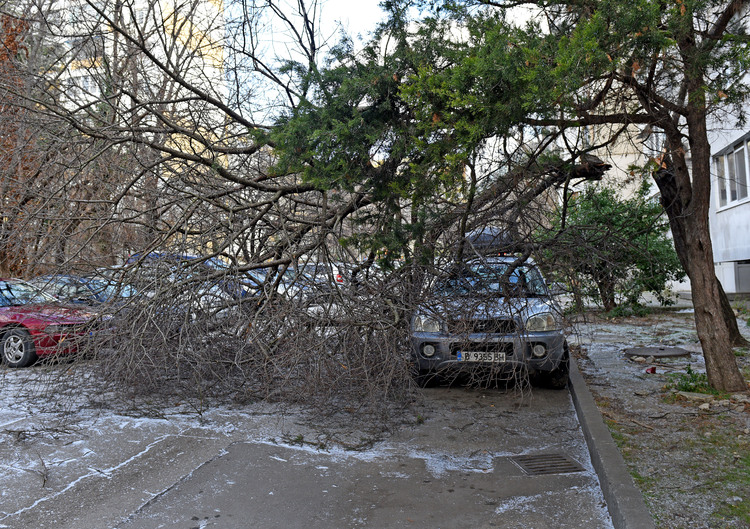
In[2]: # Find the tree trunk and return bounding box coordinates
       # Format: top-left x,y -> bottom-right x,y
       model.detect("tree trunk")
655,116 -> 747,392
596,279 -> 617,312
592,265 -> 617,312
718,280 -> 750,347
675,219 -> 745,391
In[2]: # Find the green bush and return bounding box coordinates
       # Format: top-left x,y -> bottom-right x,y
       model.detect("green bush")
540,179 -> 685,312
606,304 -> 652,318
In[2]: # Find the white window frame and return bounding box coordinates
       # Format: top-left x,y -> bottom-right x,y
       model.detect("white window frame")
715,138 -> 750,209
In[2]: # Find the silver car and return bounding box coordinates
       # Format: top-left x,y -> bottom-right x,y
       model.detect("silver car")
411,256 -> 568,388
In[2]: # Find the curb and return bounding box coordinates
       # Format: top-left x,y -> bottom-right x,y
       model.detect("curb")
568,357 -> 656,529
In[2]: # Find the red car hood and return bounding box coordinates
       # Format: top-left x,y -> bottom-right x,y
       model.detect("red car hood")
0,303 -> 95,325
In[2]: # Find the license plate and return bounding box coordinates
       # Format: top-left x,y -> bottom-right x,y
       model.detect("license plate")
457,351 -> 506,362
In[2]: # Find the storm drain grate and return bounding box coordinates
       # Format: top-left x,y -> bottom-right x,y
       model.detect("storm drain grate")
510,453 -> 585,476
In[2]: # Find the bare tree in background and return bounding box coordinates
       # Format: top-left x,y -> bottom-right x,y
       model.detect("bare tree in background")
0,0 -> 614,414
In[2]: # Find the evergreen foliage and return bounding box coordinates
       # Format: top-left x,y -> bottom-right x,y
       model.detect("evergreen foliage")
542,180 -> 685,311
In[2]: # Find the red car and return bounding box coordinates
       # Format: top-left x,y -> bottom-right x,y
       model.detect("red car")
0,279 -> 96,368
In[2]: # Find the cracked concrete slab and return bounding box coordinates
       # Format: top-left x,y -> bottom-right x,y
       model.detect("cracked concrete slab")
0,377 -> 614,529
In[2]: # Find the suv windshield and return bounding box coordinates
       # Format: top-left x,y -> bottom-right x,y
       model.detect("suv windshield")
435,262 -> 548,297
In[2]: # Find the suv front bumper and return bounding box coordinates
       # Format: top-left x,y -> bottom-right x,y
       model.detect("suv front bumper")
411,329 -> 566,375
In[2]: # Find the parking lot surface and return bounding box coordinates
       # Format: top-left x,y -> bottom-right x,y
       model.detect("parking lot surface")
1,368 -> 612,528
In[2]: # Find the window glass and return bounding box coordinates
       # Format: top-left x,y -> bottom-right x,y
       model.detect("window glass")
715,139 -> 750,207
735,145 -> 748,200
716,155 -> 727,207
0,280 -> 56,306
435,263 -> 548,297
728,152 -> 738,201
60,283 -> 92,299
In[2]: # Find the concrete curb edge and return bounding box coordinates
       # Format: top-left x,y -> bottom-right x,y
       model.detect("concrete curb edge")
568,356 -> 656,529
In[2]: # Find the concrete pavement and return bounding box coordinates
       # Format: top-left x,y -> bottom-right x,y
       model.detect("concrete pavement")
0,363 -> 652,529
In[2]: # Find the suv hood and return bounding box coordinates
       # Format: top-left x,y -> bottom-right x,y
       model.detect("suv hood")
418,295 -> 558,321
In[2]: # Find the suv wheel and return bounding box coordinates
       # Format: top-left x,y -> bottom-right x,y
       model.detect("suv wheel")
537,343 -> 569,390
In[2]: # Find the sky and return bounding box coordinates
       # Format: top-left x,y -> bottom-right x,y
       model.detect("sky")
319,0 -> 387,43
317,1 -> 536,44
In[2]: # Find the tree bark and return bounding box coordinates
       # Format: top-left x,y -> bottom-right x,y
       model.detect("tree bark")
718,280 -> 750,347
595,275 -> 617,312
675,219 -> 745,391
655,121 -> 747,392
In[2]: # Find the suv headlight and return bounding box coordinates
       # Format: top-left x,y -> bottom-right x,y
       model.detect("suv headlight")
525,312 -> 560,332
413,315 -> 441,333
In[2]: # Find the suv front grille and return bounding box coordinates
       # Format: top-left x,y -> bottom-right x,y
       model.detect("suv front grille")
450,342 -> 514,356
447,318 -> 517,335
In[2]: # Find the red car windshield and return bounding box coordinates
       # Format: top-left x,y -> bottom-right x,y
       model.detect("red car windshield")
0,280 -> 56,307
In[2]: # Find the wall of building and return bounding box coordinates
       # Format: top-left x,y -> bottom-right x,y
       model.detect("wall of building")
708,117 -> 750,294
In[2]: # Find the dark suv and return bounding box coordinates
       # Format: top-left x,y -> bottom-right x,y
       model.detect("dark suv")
410,256 -> 568,388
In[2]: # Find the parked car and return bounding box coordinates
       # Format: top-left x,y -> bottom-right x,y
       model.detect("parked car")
231,267 -> 288,299
125,252 -> 227,270
410,256 -> 569,388
238,265 -> 330,303
298,262 -> 349,286
0,279 -> 98,367
28,274 -> 138,306
124,253 -> 255,302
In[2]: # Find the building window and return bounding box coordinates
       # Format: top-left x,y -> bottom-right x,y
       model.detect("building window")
717,155 -> 727,206
65,78 -> 80,100
79,75 -> 97,96
66,75 -> 99,100
715,140 -> 750,207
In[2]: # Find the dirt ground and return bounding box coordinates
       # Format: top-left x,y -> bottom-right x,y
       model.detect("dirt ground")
573,309 -> 750,529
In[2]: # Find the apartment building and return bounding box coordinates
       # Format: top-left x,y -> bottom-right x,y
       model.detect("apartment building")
578,106 -> 750,297
55,0 -> 226,128
709,124 -> 750,295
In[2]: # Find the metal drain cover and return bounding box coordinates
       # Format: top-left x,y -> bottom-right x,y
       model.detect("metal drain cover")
510,453 -> 585,476
624,346 -> 690,359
